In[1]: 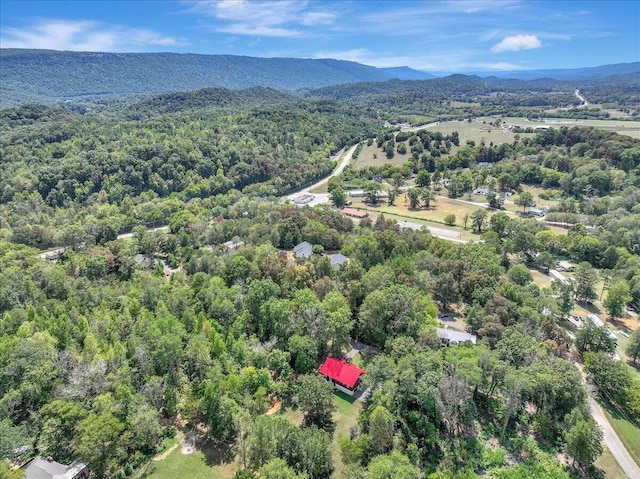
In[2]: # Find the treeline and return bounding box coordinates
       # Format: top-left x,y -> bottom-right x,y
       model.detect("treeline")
304,74 -> 640,123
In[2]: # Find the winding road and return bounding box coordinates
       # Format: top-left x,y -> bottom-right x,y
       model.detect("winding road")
284,144 -> 356,206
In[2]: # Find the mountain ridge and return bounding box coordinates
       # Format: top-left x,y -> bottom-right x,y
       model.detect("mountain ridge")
0,49 -> 427,107
432,62 -> 640,81
1,49 -> 637,108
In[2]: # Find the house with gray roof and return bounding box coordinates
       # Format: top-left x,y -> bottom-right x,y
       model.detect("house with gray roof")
24,457 -> 88,479
293,241 -> 313,259
436,328 -> 477,346
330,253 -> 348,269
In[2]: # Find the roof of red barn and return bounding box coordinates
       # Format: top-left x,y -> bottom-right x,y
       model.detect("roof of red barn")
318,358 -> 365,388
342,208 -> 368,218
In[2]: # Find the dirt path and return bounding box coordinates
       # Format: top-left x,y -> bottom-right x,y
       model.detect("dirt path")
152,443 -> 178,461
264,400 -> 282,416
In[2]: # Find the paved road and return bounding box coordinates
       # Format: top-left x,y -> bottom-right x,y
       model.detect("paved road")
575,89 -> 589,107
576,361 -> 640,478
590,398 -> 640,478
285,144 -> 356,205
400,121 -> 442,133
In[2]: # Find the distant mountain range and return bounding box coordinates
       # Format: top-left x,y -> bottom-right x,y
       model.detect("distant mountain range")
0,49 -> 428,107
437,62 -> 640,81
0,49 -> 637,108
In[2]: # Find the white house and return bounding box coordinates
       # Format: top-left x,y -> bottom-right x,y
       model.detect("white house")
549,269 -> 570,284
436,328 -> 477,346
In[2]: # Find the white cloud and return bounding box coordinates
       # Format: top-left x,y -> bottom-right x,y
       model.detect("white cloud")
491,34 -> 541,52
218,24 -> 302,38
313,48 -> 422,68
0,19 -> 186,51
487,62 -> 524,70
184,0 -> 338,37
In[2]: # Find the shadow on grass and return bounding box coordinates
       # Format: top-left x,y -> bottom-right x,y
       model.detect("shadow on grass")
134,462 -> 157,479
609,317 -> 633,333
334,390 -> 358,404
197,436 -> 236,467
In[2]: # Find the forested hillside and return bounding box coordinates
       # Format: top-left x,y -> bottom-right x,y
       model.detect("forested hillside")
0,95 -> 380,249
0,49 -> 426,107
2,81 -> 640,479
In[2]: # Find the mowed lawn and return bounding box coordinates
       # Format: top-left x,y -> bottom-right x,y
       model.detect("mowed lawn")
530,269 -> 553,290
348,194 -> 506,230
427,119 -> 534,149
353,120 -> 528,170
279,393 -> 361,475
134,445 -> 237,479
595,446 -> 628,479
332,392 -> 362,475
603,406 -> 640,468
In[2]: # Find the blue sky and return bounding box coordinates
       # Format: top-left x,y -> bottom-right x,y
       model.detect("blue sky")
1,1 -> 638,72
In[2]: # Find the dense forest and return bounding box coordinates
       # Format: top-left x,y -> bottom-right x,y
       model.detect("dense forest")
0,95 -> 380,250
2,76 -> 640,479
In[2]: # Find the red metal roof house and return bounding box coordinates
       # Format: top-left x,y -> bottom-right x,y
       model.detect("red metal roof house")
319,358 -> 365,396
342,207 -> 368,219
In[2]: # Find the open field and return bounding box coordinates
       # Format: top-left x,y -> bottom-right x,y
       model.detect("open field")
352,141 -> 413,169
365,209 -> 476,242
500,116 -> 640,139
427,118 -> 535,147
349,193 -> 492,225
529,269 -> 553,290
354,118 -> 534,170
347,191 -> 569,241
134,439 -> 237,479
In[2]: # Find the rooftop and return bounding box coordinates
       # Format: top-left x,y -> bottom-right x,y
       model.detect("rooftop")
436,328 -> 477,345
293,241 -> 313,259
24,457 -> 88,479
342,207 -> 368,218
330,253 -> 348,268
319,358 -> 365,388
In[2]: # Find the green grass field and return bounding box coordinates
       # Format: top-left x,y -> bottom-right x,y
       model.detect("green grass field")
500,116 -> 640,139
595,446 -> 628,479
332,392 -> 362,475
428,119 -> 535,148
134,442 -> 237,479
352,142 -> 413,169
602,406 -> 640,468
529,269 -> 553,290
350,193 -> 492,225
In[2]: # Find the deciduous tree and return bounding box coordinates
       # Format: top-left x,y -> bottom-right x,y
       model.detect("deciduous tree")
297,375 -> 336,433
604,280 -> 631,320
565,419 -> 603,469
